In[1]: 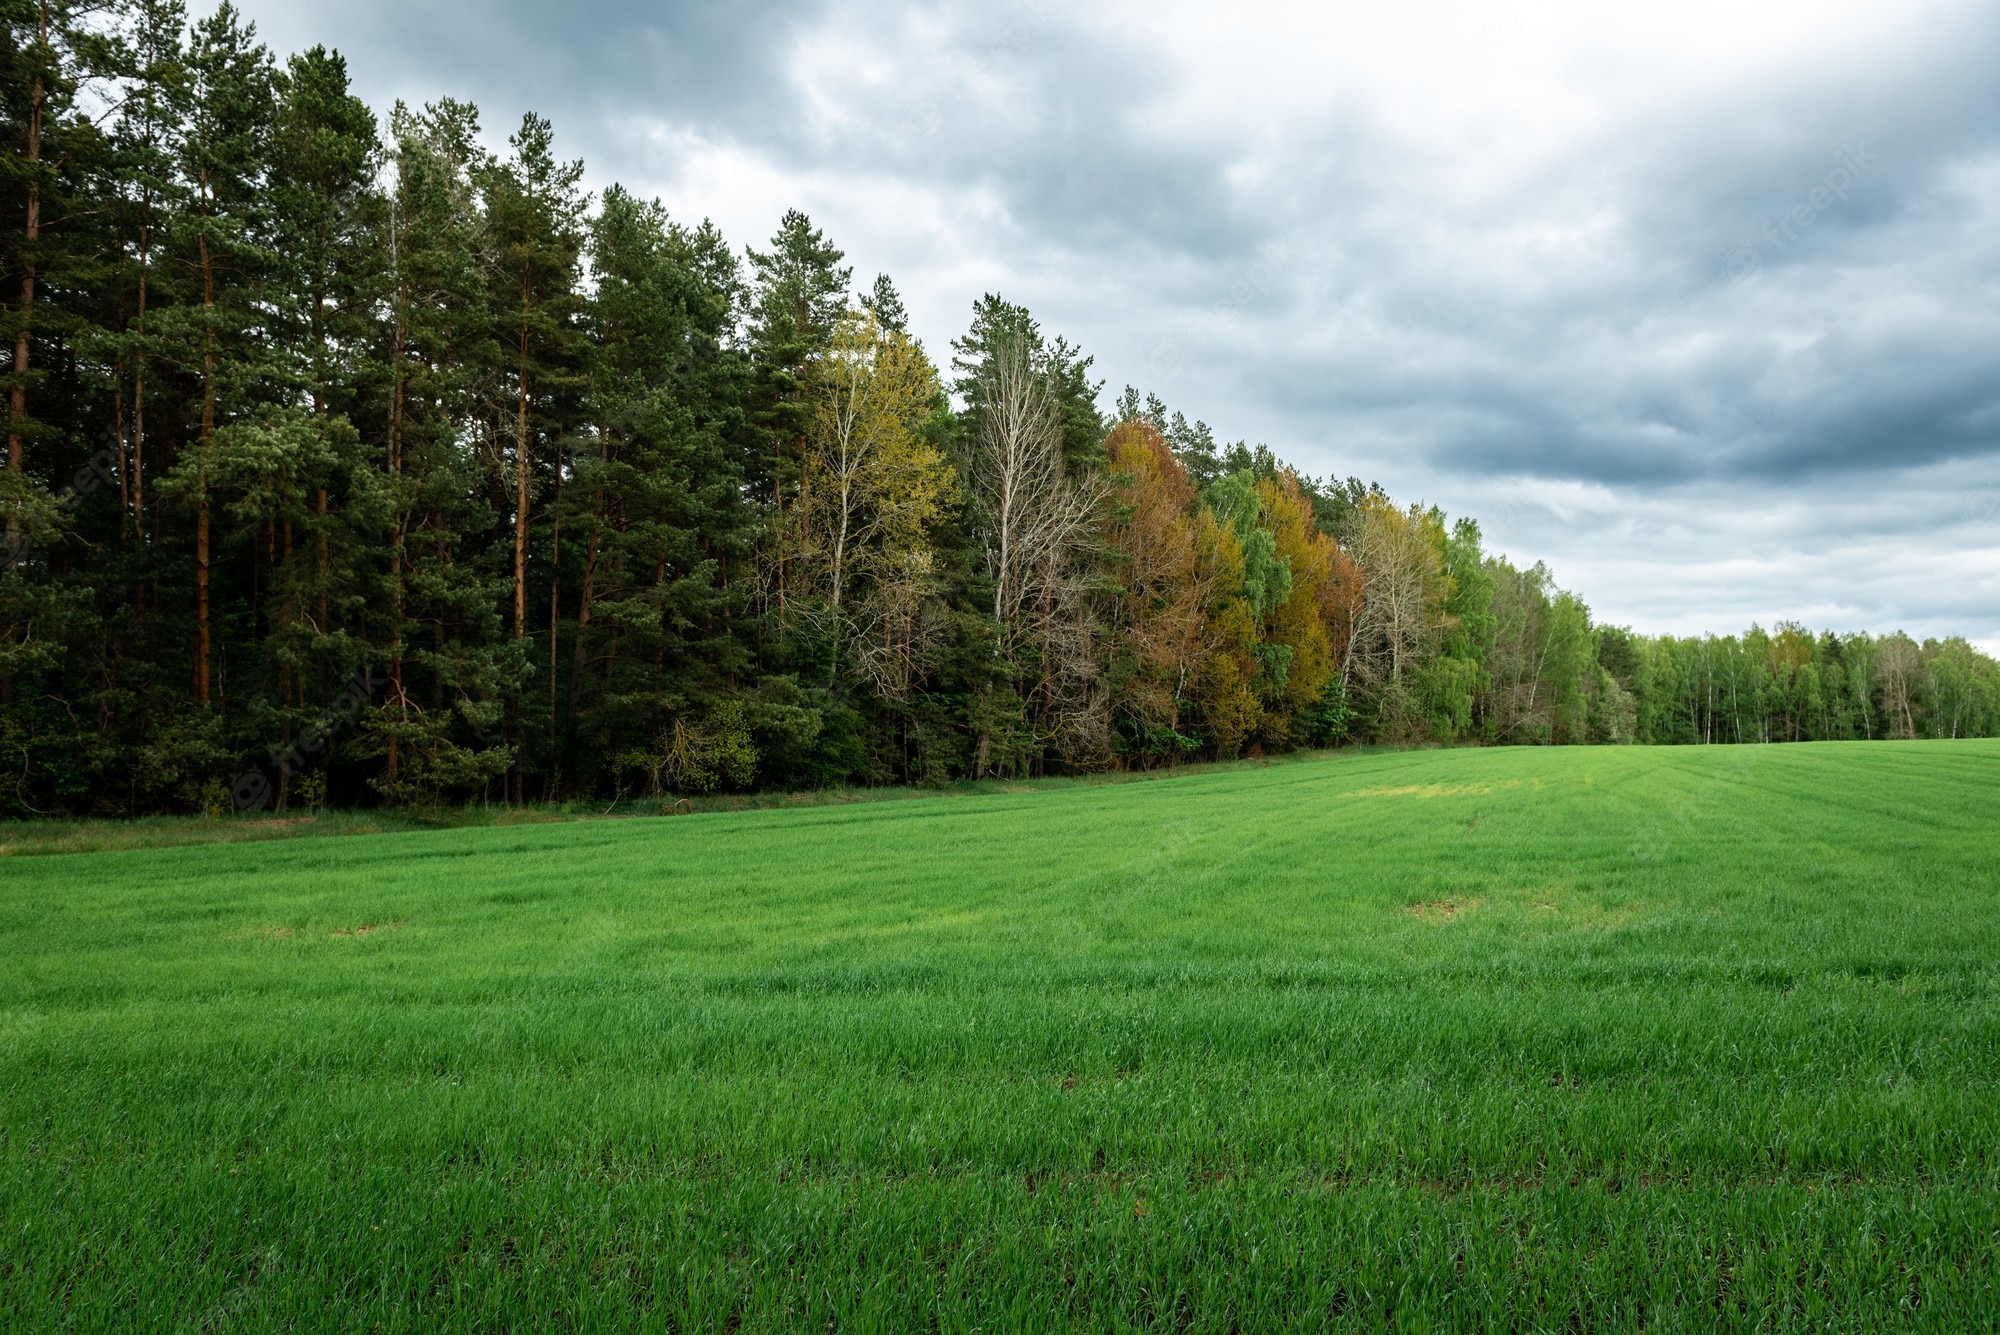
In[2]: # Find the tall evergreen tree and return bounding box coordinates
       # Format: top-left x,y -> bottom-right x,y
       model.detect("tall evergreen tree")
477,112 -> 584,799
0,0 -> 122,816
858,272 -> 906,333
564,187 -> 754,794
371,98 -> 511,804
110,0 -> 188,548
744,210 -> 849,613
2,0 -> 119,545
225,41 -> 389,803
158,1 -> 275,706
952,294 -> 1103,472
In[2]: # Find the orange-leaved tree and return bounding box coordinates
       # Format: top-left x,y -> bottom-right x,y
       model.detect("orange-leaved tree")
1101,419 -> 1213,762
1252,471 -> 1344,745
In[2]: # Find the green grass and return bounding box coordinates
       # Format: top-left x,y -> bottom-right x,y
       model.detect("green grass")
3,742 -> 1997,1331
0,751 -> 1340,858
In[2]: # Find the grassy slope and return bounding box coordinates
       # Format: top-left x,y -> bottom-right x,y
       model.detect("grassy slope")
2,742 -> 1997,1330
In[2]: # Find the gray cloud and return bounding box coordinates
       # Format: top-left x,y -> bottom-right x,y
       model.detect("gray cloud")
235,0 -> 2000,648
246,0 -> 831,140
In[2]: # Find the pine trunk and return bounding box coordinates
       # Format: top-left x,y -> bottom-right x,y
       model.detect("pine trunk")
513,308 -> 530,639
196,199 -> 217,704
386,319 -> 406,783
6,17 -> 46,544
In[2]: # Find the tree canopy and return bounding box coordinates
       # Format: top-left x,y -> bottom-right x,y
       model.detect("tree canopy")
3,2 -> 1995,814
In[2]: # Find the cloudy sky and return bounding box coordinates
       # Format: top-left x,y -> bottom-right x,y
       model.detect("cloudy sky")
235,0 -> 2000,648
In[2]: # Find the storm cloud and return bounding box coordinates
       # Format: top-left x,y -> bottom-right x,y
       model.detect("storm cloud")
235,0 -> 2000,646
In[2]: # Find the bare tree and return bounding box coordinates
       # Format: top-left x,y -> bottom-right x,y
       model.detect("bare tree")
849,549 -> 947,703
971,338 -> 1102,633
966,334 -> 1109,766
1343,497 -> 1447,732
1877,633 -> 1921,739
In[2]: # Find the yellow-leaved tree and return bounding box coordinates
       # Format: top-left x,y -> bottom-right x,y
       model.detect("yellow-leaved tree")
791,310 -> 952,696
1252,471 -> 1341,744
1192,506 -> 1263,757
1101,419 -> 1215,762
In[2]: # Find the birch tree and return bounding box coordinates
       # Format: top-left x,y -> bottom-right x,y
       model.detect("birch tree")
796,311 -> 943,613
1344,495 -> 1450,735
965,330 -> 1106,766
791,308 -> 950,692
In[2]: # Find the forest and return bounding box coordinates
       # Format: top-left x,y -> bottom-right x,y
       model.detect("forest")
5,1 -> 1998,816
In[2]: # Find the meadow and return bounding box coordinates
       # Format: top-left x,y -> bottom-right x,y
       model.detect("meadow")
2,741 -> 1997,1331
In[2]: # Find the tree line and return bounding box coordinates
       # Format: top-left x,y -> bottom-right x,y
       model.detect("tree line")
5,2 -> 1996,815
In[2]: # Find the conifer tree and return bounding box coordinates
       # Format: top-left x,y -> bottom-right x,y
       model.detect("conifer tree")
0,0 -> 121,811
858,273 -> 907,333
565,186 -> 754,793
110,0 -> 188,547
745,209 -> 850,611
478,112 -> 584,799
271,43 -> 384,602
2,0 -> 119,546
159,1 -> 275,706
371,99 -> 512,803
480,112 -> 584,646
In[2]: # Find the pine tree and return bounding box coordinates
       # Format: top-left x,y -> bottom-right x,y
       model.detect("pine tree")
110,0 -> 188,547
271,43 -> 384,538
215,41 -> 389,805
370,98 -> 511,804
744,210 -> 849,612
565,186 -> 754,794
950,294 -> 1103,472
2,0 -> 119,547
158,1 -> 276,706
473,112 -> 585,799
858,272 -> 907,333
0,0 -> 122,813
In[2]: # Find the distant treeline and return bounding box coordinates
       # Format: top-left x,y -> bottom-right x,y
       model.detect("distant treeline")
4,4 -> 1996,815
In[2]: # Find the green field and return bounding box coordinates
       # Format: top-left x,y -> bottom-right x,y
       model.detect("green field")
3,743 -> 1998,1330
